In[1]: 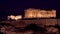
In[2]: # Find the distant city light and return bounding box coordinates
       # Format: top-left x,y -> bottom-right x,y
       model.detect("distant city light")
8,15 -> 22,20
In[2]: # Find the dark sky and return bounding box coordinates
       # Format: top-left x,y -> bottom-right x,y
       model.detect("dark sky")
0,0 -> 60,18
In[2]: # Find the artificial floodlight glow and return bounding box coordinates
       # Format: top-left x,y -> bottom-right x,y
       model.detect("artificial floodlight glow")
24,8 -> 56,18
8,15 -> 22,20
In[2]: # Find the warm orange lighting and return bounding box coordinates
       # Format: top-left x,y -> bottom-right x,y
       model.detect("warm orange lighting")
8,15 -> 15,20
24,8 -> 56,18
15,15 -> 22,20
8,15 -> 22,20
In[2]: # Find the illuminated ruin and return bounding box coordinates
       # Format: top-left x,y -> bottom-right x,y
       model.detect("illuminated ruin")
8,15 -> 22,20
8,8 -> 56,20
24,8 -> 56,18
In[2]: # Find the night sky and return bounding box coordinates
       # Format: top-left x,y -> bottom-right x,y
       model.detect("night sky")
0,0 -> 60,18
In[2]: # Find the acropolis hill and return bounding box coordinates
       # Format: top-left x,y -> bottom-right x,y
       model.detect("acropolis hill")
0,8 -> 57,28
0,19 -> 60,28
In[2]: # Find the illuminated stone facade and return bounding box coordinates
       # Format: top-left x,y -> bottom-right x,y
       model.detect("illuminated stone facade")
24,8 -> 56,18
8,15 -> 22,20
6,8 -> 57,27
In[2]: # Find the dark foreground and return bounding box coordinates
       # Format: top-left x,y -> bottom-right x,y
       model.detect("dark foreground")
0,23 -> 60,34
